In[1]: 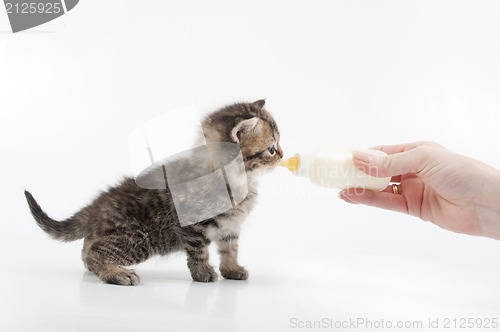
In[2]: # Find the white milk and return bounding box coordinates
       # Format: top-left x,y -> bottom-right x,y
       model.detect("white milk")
280,148 -> 391,191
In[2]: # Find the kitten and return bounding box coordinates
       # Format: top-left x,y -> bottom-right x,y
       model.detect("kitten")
24,100 -> 283,285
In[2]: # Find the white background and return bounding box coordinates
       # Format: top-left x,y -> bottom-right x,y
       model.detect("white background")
1,1 -> 499,331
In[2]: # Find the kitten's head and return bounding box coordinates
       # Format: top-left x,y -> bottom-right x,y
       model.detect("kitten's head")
202,99 -> 283,172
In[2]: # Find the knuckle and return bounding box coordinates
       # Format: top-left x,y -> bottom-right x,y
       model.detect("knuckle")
415,145 -> 434,158
413,145 -> 436,174
420,141 -> 442,148
382,155 -> 394,173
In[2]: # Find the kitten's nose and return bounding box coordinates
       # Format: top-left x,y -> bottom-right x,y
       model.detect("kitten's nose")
277,146 -> 284,159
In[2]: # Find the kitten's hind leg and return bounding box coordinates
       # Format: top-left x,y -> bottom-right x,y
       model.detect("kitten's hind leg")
216,234 -> 248,280
89,261 -> 139,286
83,236 -> 149,286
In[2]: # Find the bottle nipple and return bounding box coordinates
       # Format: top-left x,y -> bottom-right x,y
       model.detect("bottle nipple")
279,156 -> 299,172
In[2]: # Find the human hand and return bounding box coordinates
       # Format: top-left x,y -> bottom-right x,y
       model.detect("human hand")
339,141 -> 500,240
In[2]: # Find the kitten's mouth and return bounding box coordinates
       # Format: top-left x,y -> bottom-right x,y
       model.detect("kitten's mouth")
266,159 -> 283,170
246,157 -> 283,173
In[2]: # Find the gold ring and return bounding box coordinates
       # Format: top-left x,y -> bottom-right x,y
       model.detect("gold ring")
392,183 -> 400,195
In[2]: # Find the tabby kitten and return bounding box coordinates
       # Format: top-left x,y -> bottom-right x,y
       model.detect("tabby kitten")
25,100 -> 283,285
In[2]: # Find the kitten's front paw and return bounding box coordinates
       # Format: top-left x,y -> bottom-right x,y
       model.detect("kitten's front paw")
220,266 -> 249,280
190,265 -> 218,283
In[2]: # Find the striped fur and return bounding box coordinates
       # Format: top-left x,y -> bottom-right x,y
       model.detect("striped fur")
25,100 -> 283,285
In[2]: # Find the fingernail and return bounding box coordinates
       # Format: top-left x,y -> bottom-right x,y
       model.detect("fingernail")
338,190 -> 358,204
352,151 -> 372,163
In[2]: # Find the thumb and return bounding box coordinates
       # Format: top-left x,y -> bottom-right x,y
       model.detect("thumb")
352,148 -> 429,178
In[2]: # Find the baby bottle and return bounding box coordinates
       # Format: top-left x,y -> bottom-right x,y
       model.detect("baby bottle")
279,148 -> 391,191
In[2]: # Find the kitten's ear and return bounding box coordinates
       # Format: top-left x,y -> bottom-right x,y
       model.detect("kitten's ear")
232,117 -> 259,142
252,99 -> 266,109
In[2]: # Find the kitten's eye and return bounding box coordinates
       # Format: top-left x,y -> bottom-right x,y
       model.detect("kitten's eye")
268,146 -> 275,155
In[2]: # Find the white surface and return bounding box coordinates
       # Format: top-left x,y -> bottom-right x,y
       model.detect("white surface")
1,1 -> 500,331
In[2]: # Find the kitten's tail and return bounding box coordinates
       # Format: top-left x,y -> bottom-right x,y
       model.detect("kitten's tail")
24,190 -> 88,242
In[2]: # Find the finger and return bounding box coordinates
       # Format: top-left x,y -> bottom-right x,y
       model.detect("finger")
369,141 -> 440,155
337,191 -> 360,204
339,189 -> 409,214
382,183 -> 400,194
352,147 -> 431,178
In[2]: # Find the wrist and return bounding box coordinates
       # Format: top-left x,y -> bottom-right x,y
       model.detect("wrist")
475,165 -> 500,240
